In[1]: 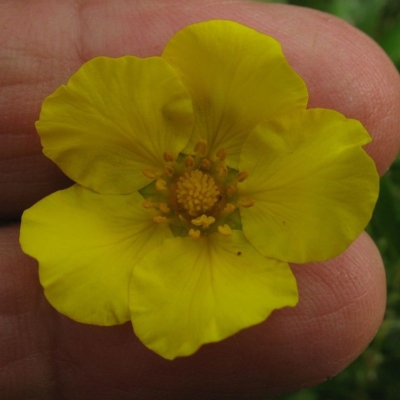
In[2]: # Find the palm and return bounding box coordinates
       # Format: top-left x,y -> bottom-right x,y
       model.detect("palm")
1,1 -> 399,399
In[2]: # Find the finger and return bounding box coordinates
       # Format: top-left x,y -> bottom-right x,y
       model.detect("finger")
0,224 -> 385,399
1,0 -> 400,220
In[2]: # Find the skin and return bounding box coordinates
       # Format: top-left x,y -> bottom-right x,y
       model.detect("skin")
1,0 -> 399,398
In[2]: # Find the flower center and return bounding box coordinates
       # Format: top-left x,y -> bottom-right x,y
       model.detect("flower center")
176,170 -> 220,217
140,141 -> 254,239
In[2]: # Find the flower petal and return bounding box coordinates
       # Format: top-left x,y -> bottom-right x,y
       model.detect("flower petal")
162,20 -> 308,167
239,109 -> 379,263
20,185 -> 172,325
130,231 -> 298,360
36,56 -> 194,194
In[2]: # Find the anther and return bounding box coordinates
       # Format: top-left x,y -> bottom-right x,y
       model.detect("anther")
159,203 -> 171,214
155,179 -> 167,191
154,215 -> 168,223
223,203 -> 235,214
236,171 -> 249,182
164,165 -> 175,177
191,214 -> 216,229
163,150 -> 174,163
184,156 -> 195,169
216,163 -> 227,177
142,198 -> 155,209
226,183 -> 236,197
142,168 -> 157,179
218,224 -> 232,236
189,229 -> 201,239
239,198 -> 255,208
200,158 -> 212,170
216,148 -> 227,161
194,140 -> 208,156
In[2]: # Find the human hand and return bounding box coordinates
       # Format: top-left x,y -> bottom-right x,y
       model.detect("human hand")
1,1 -> 400,399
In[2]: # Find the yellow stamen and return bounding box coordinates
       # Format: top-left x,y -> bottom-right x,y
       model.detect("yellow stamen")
200,158 -> 212,170
154,215 -> 168,223
226,183 -> 236,197
159,203 -> 171,214
223,203 -> 235,214
239,198 -> 255,208
163,150 -> 174,163
236,171 -> 249,182
189,229 -> 201,239
216,163 -> 227,177
194,140 -> 208,156
146,142 -> 252,239
191,214 -> 216,228
142,198 -> 155,209
155,179 -> 167,191
184,156 -> 195,169
216,148 -> 227,161
164,165 -> 175,177
142,168 -> 157,179
176,170 -> 220,217
218,224 -> 232,236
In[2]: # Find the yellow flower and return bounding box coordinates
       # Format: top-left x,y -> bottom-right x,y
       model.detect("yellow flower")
19,20 -> 379,360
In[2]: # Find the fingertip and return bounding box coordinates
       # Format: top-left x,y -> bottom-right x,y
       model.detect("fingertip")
3,1 -> 399,218
224,2 -> 400,175
158,1 -> 400,175
51,231 -> 386,400
244,230 -> 386,396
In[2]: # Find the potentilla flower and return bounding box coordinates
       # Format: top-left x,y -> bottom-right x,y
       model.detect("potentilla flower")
20,20 -> 379,360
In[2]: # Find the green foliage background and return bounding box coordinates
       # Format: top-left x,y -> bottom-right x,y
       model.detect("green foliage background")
256,0 -> 400,399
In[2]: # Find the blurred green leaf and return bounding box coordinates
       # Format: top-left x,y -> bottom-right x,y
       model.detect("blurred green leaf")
376,360 -> 400,399
381,323 -> 400,357
379,18 -> 400,69
369,174 -> 400,258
